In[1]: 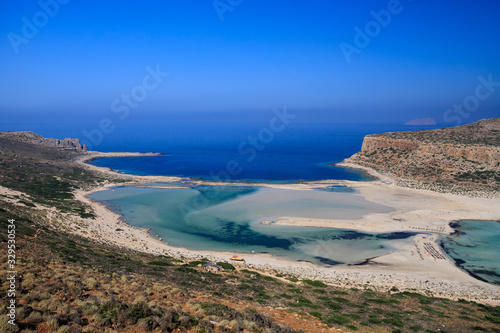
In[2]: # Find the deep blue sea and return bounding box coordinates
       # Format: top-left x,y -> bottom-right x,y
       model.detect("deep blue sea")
1,119 -> 439,180
86,122 -> 437,181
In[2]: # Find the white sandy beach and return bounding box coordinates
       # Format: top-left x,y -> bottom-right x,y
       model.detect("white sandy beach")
4,151 -> 499,304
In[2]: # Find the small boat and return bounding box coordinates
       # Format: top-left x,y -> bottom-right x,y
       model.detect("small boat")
230,255 -> 245,261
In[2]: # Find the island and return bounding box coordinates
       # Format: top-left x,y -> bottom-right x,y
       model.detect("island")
404,117 -> 437,125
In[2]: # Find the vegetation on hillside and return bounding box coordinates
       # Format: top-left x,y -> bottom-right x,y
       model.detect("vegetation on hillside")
1,208 -> 499,333
0,134 -> 126,218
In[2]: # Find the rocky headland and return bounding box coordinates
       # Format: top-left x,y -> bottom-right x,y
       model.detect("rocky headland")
0,130 -> 89,151
340,118 -> 500,196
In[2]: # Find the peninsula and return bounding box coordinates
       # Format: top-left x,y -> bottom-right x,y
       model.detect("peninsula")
339,118 -> 500,197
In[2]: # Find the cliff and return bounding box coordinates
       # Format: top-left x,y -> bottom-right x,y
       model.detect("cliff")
0,131 -> 88,151
342,118 -> 500,195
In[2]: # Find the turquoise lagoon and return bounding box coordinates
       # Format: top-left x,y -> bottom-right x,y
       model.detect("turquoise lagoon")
440,220 -> 500,285
90,184 -> 420,265
90,186 -> 500,284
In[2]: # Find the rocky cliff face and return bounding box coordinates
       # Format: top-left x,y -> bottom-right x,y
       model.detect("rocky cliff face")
0,131 -> 88,151
359,136 -> 499,167
41,137 -> 89,151
344,118 -> 500,193
360,137 -> 419,151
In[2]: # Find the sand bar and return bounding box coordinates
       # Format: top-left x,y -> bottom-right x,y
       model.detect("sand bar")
11,152 -> 496,304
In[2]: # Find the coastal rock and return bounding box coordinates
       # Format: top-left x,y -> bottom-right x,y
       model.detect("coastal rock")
0,131 -> 88,151
343,118 -> 500,192
41,137 -> 89,151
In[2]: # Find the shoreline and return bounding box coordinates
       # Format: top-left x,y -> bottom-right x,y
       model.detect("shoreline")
77,151 -> 164,163
75,151 -> 184,183
335,161 -> 393,183
1,150 -> 494,303
63,152 -> 500,304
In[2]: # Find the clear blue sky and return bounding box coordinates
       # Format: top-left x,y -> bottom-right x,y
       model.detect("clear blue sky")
1,0 -> 499,125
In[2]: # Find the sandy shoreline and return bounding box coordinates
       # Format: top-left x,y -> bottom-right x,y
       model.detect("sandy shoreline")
77,151 -> 164,163
7,151 -> 499,304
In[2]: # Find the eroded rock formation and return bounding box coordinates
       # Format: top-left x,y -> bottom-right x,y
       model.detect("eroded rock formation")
0,131 -> 88,151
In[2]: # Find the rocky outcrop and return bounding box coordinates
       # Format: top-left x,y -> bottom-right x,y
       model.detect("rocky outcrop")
343,118 -> 500,193
0,131 -> 88,151
41,137 -> 89,151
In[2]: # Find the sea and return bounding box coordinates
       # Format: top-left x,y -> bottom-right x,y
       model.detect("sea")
87,122 -> 435,180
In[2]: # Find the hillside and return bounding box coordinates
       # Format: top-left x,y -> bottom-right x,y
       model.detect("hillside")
342,118 -> 500,196
2,202 -> 500,332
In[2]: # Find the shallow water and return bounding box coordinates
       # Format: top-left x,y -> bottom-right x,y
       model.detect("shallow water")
90,185 -> 418,265
440,220 -> 500,285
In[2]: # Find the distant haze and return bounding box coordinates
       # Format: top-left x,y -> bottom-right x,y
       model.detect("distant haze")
1,1 -> 499,127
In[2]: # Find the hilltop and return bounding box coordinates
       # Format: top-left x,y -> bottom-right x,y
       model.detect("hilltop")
341,118 -> 500,196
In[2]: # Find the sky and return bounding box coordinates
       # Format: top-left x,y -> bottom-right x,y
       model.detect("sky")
1,0 -> 500,127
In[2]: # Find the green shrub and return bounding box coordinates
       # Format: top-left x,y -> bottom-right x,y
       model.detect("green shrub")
148,260 -> 171,266
485,314 -> 500,324
176,266 -> 195,273
382,316 -> 404,327
302,279 -> 327,288
261,275 -> 276,282
129,302 -> 153,323
187,260 -> 209,267
216,262 -> 235,271
327,314 -> 351,325
310,311 -> 322,319
323,300 -> 343,311
313,288 -> 327,294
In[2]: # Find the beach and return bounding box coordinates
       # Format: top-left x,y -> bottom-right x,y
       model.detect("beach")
12,151 -> 498,304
